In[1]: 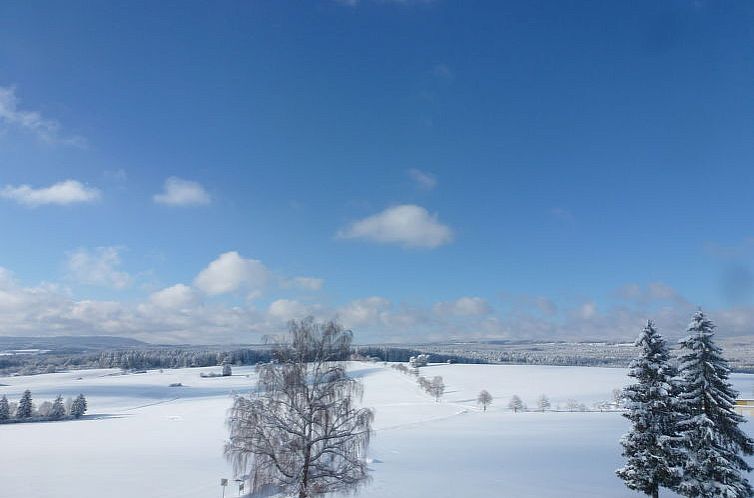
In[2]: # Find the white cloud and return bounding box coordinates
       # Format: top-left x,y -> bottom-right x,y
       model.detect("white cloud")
1,180 -> 101,207
153,177 -> 211,206
268,299 -> 315,321
66,247 -> 131,289
337,204 -> 453,249
578,301 -> 597,320
194,251 -> 269,295
339,296 -> 391,326
434,296 -> 490,316
148,284 -> 199,309
0,86 -> 85,146
407,168 -> 438,190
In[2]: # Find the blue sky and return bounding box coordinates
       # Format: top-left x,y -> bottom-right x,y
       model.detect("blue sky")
1,0 -> 754,343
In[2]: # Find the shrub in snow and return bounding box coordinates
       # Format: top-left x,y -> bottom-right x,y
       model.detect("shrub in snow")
674,311 -> 754,498
16,390 -> 32,419
37,400 -> 53,417
225,318 -> 373,498
477,390 -> 493,411
222,362 -> 232,377
616,320 -> 681,498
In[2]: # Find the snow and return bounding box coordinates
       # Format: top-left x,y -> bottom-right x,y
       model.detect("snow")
1,362 -> 754,497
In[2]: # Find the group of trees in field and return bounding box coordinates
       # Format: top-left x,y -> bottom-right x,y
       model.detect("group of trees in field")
0,391 -> 87,423
390,362 -> 446,401
617,311 -> 754,498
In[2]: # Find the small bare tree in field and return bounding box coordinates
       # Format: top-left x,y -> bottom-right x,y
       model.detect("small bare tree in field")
536,394 -> 551,412
508,394 -> 525,413
477,390 -> 492,411
429,376 -> 445,402
225,318 -> 374,498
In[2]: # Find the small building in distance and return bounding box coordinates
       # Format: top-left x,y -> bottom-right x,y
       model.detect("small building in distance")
734,399 -> 754,416
409,354 -> 429,368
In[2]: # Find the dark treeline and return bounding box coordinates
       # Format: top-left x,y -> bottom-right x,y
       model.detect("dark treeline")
354,346 -> 488,364
1,345 -> 490,376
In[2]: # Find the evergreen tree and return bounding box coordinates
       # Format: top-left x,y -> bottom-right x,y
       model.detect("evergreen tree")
49,395 -> 66,420
675,310 -> 754,498
16,390 -> 32,419
0,395 -> 9,421
70,394 -> 87,419
616,320 -> 680,498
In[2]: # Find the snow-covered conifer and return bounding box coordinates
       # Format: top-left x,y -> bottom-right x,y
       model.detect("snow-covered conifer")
16,390 -> 32,419
49,395 -> 66,420
70,394 -> 88,419
674,311 -> 754,498
616,320 -> 680,498
222,361 -> 232,377
0,395 -> 9,421
477,390 -> 493,411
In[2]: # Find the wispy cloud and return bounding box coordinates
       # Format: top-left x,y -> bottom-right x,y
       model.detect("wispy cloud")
0,86 -> 85,146
432,64 -> 453,81
337,204 -> 453,249
153,177 -> 211,207
1,179 -> 101,207
407,168 -> 438,190
550,207 -> 574,223
434,296 -> 491,316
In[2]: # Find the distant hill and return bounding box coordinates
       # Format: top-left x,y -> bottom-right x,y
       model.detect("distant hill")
0,336 -> 150,352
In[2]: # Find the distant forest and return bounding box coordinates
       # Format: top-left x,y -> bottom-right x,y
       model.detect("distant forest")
3,335 -> 754,376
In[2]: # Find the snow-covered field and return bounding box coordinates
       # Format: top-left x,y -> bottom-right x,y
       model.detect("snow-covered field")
2,363 -> 754,497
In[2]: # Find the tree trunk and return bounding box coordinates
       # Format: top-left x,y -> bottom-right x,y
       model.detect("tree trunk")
652,486 -> 658,498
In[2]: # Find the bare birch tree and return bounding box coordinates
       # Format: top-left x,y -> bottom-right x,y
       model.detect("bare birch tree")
477,390 -> 493,411
225,318 -> 374,498
429,376 -> 445,402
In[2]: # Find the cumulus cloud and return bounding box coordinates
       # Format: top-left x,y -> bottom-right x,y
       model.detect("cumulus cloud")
148,284 -> 199,309
0,86 -> 85,146
1,180 -> 101,207
194,251 -> 269,295
407,168 -> 438,190
268,299 -> 316,321
434,296 -> 491,316
337,204 -> 453,249
153,177 -> 211,206
338,296 -> 392,328
66,247 -> 131,289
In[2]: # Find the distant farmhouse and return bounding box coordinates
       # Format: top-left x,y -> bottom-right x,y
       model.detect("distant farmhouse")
409,354 -> 429,368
